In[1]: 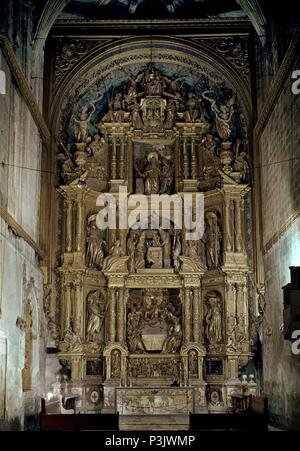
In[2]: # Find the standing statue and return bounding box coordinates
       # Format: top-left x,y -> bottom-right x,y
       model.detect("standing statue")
202,134 -> 220,178
202,90 -> 236,141
159,227 -> 171,268
205,293 -> 223,343
188,350 -> 198,377
203,212 -> 222,269
127,303 -> 145,353
173,231 -> 182,272
160,159 -> 174,194
127,233 -> 138,273
86,290 -> 105,342
111,349 -> 121,378
74,95 -> 101,143
184,92 -> 200,122
135,232 -> 146,269
144,152 -> 161,195
165,99 -> 176,129
131,102 -> 144,129
86,217 -> 106,269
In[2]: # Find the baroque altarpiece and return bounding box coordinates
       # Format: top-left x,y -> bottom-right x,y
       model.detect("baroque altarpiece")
46,35 -> 257,420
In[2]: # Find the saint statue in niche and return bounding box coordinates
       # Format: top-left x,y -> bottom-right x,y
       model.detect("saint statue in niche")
86,215 -> 106,269
144,152 -> 161,195
203,211 -> 222,269
111,349 -> 121,378
205,293 -> 223,343
86,290 -> 105,342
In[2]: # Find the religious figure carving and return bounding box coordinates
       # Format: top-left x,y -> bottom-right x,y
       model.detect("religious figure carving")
188,350 -> 198,377
202,134 -> 221,178
203,212 -> 222,269
202,90 -> 237,141
233,151 -> 249,180
183,91 -> 200,122
159,227 -> 171,268
127,302 -> 145,353
86,215 -> 106,269
205,293 -> 223,343
74,96 -> 101,143
173,231 -> 182,272
162,313 -> 182,353
131,102 -> 144,129
57,142 -> 75,182
127,232 -> 138,273
86,290 -> 105,342
61,322 -> 82,352
144,152 -> 161,195
111,349 -> 121,378
135,232 -> 146,270
138,62 -> 166,96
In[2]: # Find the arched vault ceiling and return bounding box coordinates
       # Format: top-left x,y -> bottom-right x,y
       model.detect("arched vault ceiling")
50,37 -> 252,143
34,0 -> 266,50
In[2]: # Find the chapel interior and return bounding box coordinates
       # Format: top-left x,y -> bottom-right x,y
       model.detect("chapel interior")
0,0 -> 300,431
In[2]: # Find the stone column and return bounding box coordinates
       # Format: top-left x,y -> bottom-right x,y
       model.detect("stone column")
225,198 -> 232,252
119,139 -> 125,179
111,137 -> 117,179
73,280 -> 82,336
191,137 -> 197,179
237,283 -> 248,337
117,288 -> 125,343
76,194 -> 83,252
109,288 -> 116,343
63,282 -> 72,334
193,287 -> 200,343
184,288 -> 191,343
183,137 -> 189,179
235,199 -> 242,252
65,199 -> 73,252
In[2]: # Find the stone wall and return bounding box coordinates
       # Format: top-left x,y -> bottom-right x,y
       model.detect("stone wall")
0,0 -> 47,430
256,18 -> 300,428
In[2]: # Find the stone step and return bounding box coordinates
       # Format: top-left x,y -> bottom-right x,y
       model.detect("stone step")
119,414 -> 190,431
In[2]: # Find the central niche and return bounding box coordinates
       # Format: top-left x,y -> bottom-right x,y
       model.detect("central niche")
127,288 -> 182,354
133,142 -> 175,195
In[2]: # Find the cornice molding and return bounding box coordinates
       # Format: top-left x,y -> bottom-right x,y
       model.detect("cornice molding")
0,34 -> 51,148
0,206 -> 46,260
254,28 -> 300,141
